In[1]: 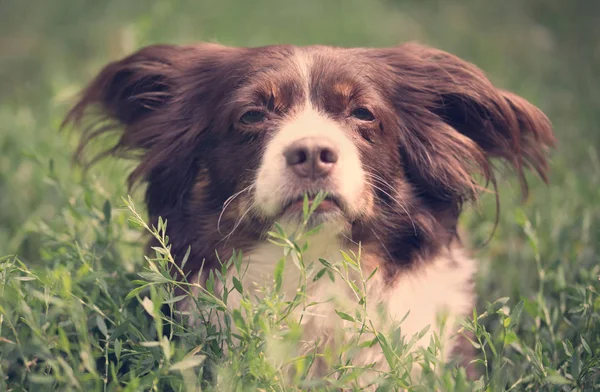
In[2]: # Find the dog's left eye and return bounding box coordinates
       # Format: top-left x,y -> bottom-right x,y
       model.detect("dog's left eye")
351,108 -> 375,122
240,110 -> 266,125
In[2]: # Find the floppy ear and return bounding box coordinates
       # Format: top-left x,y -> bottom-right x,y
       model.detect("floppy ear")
63,43 -> 240,213
64,43 -> 242,210
76,46 -> 184,125
63,44 -> 193,180
377,42 -> 556,204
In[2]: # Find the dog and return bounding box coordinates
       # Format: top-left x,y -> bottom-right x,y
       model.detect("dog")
64,41 -> 555,382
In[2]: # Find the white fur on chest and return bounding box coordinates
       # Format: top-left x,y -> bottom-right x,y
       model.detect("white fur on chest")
225,231 -> 476,361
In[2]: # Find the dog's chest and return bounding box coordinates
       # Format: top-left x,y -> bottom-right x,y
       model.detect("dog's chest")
227,235 -> 476,354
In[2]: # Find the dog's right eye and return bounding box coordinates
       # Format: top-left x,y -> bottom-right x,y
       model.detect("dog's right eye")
240,110 -> 266,125
351,108 -> 375,122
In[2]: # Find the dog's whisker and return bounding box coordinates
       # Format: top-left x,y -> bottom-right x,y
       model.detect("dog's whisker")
221,203 -> 255,245
370,228 -> 394,265
217,184 -> 254,235
364,178 -> 417,235
340,232 -> 361,248
363,170 -> 418,215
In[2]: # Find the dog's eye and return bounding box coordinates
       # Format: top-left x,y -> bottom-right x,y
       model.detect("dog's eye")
240,110 -> 266,125
351,108 -> 375,122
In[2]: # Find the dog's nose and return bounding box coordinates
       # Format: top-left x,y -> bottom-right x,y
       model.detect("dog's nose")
284,137 -> 339,179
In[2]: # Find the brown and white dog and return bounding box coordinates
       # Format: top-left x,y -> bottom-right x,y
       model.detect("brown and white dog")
65,42 -> 555,378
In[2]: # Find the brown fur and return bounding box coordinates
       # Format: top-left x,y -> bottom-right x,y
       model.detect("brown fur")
63,42 -> 555,376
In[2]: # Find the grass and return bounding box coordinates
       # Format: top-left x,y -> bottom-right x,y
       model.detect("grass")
1,0 -> 599,390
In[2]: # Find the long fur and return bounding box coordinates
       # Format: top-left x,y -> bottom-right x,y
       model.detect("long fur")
63,42 -> 555,382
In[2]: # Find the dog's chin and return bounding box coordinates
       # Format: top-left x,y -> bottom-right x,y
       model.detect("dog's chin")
274,197 -> 348,232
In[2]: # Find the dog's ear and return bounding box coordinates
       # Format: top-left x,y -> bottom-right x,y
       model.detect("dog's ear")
65,44 -> 189,155
375,42 -> 556,203
77,45 -> 183,126
64,43 -> 193,193
63,43 -> 239,212
64,43 -> 234,184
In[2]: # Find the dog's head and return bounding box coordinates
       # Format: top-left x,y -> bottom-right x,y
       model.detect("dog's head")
65,42 -> 555,270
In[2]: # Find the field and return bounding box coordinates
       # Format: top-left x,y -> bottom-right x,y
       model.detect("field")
1,0 -> 599,390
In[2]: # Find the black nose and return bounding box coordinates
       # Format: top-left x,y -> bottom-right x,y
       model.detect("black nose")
284,137 -> 339,179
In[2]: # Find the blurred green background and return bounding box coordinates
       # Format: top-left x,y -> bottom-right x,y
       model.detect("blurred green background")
1,0 -> 599,300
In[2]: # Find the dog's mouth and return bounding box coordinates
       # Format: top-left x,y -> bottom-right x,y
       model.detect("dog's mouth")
280,193 -> 343,217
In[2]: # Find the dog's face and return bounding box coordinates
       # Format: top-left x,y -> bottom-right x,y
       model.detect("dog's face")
201,47 -> 384,232
211,46 -> 413,233
67,42 -> 555,272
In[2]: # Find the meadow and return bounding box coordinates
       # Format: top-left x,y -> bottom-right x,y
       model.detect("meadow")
1,1 -> 599,390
